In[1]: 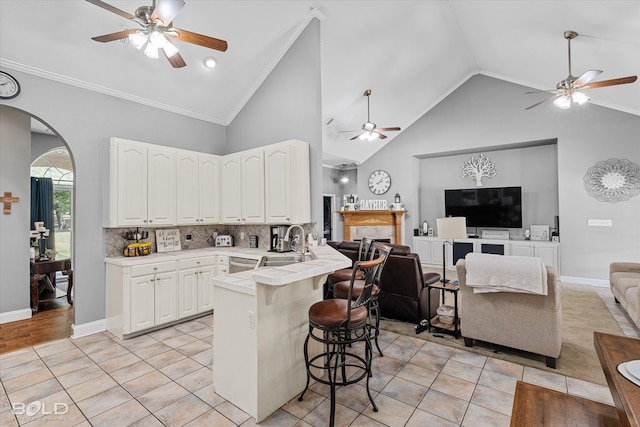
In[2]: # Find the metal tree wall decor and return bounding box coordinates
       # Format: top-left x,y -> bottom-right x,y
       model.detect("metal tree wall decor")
461,154 -> 496,186
583,158 -> 640,203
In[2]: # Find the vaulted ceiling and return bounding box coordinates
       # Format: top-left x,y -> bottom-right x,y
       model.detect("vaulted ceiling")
2,1 -> 639,167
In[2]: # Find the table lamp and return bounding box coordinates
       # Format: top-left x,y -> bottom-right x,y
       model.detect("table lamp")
436,217 -> 467,283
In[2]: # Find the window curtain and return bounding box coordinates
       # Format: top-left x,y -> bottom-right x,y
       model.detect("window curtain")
30,177 -> 55,250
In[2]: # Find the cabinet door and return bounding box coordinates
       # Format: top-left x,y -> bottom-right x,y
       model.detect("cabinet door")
117,140 -> 147,226
510,243 -> 534,257
199,154 -> 220,224
130,274 -> 155,332
413,238 -> 431,264
535,244 -> 559,272
176,151 -> 200,225
430,239 -> 445,266
155,271 -> 178,325
198,265 -> 215,313
264,144 -> 292,224
241,149 -> 265,223
147,146 -> 176,226
178,268 -> 199,318
220,154 -> 243,223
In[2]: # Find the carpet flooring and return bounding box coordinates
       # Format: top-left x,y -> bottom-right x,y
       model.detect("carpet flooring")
379,282 -> 624,386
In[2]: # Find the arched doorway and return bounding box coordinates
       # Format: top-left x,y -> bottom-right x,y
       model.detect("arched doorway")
0,107 -> 76,350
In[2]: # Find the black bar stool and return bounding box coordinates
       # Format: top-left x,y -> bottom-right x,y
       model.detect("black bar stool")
298,252 -> 386,427
331,242 -> 392,356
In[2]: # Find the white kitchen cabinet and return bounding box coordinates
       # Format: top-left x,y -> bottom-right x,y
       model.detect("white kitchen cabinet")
221,149 -> 265,224
106,260 -> 178,338
178,256 -> 216,318
264,140 -> 310,224
176,150 -> 220,225
106,137 -> 175,227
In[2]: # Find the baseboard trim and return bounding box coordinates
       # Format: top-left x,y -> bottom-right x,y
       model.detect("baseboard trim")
71,319 -> 106,339
0,308 -> 32,324
560,276 -> 609,287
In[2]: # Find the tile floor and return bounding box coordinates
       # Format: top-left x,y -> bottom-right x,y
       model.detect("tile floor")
1,285 -> 638,427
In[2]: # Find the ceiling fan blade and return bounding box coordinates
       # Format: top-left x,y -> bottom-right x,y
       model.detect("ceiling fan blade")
172,28 -> 228,52
525,93 -> 562,110
92,29 -> 140,43
582,75 -> 638,90
374,127 -> 401,132
572,70 -> 603,88
377,133 -> 388,140
85,0 -> 137,21
151,0 -> 185,25
349,134 -> 362,141
162,49 -> 186,68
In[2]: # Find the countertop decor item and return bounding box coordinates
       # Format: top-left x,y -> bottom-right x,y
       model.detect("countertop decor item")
583,158 -> 640,203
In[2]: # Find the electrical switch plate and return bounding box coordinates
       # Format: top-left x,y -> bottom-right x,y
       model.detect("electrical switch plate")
248,311 -> 255,329
588,219 -> 612,227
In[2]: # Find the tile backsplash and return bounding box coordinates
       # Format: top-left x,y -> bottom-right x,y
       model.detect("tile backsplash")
104,223 -> 315,257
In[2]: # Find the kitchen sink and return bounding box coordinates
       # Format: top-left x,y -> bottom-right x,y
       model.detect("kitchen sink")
258,253 -> 305,267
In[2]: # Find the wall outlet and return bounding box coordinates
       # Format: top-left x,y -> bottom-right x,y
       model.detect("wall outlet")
240,232 -> 245,240
588,219 -> 612,227
248,311 -> 255,329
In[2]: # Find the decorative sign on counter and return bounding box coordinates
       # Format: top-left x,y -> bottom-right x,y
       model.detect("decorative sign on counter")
155,229 -> 182,252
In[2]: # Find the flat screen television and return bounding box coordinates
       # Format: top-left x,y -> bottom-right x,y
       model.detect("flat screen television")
444,186 -> 522,228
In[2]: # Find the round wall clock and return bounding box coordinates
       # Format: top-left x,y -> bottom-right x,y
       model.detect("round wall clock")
368,170 -> 391,195
0,71 -> 21,99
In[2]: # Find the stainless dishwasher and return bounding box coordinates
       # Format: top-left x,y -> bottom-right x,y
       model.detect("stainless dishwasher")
228,256 -> 259,274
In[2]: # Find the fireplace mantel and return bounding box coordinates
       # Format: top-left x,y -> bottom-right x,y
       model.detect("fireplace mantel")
340,210 -> 405,245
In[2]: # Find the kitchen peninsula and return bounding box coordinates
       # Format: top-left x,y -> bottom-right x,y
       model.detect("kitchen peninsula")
212,244 -> 351,422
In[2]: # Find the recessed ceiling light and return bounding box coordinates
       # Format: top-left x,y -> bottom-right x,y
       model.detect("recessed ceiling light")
203,56 -> 217,68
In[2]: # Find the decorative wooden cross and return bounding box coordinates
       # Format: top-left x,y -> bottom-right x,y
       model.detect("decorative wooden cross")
1,192 -> 19,214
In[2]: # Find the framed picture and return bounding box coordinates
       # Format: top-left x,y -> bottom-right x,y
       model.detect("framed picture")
530,225 -> 550,241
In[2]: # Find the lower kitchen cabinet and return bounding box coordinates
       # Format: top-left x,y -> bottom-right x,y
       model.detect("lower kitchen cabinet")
106,256 -> 216,339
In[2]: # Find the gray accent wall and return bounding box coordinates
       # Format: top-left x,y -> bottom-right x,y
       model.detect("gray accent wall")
227,19 -> 323,228
359,74 -> 640,282
0,108 -> 31,314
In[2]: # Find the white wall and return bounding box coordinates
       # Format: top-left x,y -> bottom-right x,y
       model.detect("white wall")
360,74 -> 640,282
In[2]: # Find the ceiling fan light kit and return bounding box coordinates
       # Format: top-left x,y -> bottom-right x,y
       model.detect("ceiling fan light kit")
526,30 -> 637,110
86,0 -> 228,68
349,89 -> 401,141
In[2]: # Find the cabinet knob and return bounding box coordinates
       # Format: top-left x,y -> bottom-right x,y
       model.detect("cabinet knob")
149,219 -> 153,223
153,267 -> 158,270
143,220 -> 148,223
197,261 -> 200,264
237,218 -> 241,222
151,277 -> 155,281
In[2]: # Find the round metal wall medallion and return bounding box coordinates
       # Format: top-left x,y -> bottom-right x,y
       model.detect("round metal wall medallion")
583,158 -> 640,203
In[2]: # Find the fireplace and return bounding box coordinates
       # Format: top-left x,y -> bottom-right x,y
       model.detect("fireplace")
340,210 -> 405,245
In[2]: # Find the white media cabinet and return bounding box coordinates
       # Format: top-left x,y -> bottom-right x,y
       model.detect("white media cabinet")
413,236 -> 560,274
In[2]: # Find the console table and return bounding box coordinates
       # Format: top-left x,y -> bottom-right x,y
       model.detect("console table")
30,258 -> 73,314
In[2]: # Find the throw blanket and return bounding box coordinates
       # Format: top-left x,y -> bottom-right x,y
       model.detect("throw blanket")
465,253 -> 548,295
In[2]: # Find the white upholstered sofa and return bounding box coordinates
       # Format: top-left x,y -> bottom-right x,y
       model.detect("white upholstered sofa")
456,256 -> 562,368
610,262 -> 640,329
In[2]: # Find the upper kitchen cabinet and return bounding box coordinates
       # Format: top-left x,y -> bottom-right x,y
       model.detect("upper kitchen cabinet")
176,151 -> 221,225
264,140 -> 310,224
221,149 -> 265,224
106,138 -> 175,227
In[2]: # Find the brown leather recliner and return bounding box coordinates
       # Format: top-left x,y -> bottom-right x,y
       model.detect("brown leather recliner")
328,241 -> 440,324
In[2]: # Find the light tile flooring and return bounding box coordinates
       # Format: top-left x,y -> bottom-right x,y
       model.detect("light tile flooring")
1,286 -> 638,427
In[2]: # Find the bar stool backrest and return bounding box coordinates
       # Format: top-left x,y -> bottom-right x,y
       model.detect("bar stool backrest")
371,242 -> 392,289
349,254 -> 386,318
358,237 -> 374,262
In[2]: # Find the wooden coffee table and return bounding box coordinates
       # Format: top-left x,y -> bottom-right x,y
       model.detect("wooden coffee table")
594,332 -> 640,427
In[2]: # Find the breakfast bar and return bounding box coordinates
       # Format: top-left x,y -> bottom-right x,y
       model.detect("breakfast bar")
212,245 -> 350,422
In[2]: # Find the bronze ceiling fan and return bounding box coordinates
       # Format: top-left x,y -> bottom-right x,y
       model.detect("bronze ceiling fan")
86,0 -> 228,68
526,30 -> 636,110
347,89 -> 401,141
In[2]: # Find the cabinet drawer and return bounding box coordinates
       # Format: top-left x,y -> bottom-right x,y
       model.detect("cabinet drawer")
217,255 -> 229,266
131,261 -> 177,277
180,256 -> 215,269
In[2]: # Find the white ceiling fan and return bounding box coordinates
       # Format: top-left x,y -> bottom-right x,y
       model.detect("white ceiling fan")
526,30 -> 637,110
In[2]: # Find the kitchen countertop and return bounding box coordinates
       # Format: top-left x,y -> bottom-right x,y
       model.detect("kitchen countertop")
105,245 -> 351,295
